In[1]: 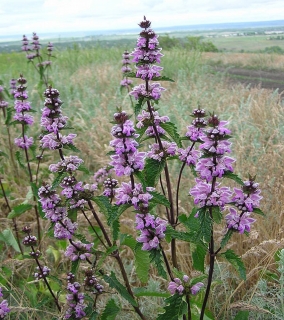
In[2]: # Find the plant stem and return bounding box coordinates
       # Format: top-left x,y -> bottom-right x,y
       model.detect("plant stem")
0,177 -> 23,254
186,293 -> 192,320
31,245 -> 61,312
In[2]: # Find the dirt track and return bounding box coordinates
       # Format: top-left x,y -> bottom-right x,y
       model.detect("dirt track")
214,67 -> 284,94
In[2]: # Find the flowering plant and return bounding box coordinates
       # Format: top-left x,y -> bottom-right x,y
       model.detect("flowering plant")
0,17 -> 264,320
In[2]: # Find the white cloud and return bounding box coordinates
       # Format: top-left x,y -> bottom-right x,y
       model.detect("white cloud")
0,0 -> 283,37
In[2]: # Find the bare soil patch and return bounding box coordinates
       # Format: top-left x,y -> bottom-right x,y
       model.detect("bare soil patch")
214,67 -> 284,93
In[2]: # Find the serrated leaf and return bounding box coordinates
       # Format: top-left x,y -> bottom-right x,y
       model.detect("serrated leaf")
4,107 -> 13,125
159,122 -> 182,147
157,294 -> 187,320
133,170 -> 147,190
221,249 -> 246,280
51,172 -> 68,190
101,298 -> 120,320
103,271 -> 138,307
212,206 -> 222,223
194,208 -> 212,244
220,229 -> 234,248
150,191 -> 170,208
135,242 -> 150,283
144,158 -> 165,187
192,243 -> 207,272
77,164 -> 90,174
165,225 -> 191,242
253,208 -> 265,216
63,143 -> 80,153
151,76 -> 175,82
123,71 -> 136,78
0,229 -> 20,252
15,150 -> 28,173
71,259 -> 80,274
134,97 -> 145,117
8,203 -> 33,219
149,249 -> 167,279
223,172 -> 244,185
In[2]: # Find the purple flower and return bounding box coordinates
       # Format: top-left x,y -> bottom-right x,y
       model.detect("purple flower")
225,208 -> 256,234
120,78 -> 133,86
136,214 -> 167,251
65,241 -> 93,261
129,83 -> 165,101
14,135 -> 34,149
110,151 -> 146,176
14,100 -> 31,112
0,299 -> 10,319
34,265 -> 50,280
190,282 -> 204,295
54,218 -> 78,239
94,166 -> 113,184
136,64 -> 163,80
190,178 -> 232,210
168,278 -> 184,295
13,113 -> 34,125
178,147 -> 200,166
148,141 -> 177,161
40,132 -> 76,149
64,282 -> 86,319
49,155 -> 83,173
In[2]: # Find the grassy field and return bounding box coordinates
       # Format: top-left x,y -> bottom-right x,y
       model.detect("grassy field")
1,41 -> 284,319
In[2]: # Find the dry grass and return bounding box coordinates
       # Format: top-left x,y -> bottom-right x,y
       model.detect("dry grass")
203,52 -> 284,71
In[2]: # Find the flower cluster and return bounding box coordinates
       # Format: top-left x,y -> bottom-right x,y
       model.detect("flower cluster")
0,86 -> 8,110
64,241 -> 93,261
21,33 -> 53,66
93,166 -> 113,184
34,265 -> 51,280
0,287 -> 10,319
148,141 -> 177,161
64,278 -> 86,319
136,213 -> 167,250
109,111 -> 146,176
115,182 -> 153,211
13,75 -> 34,149
168,276 -> 204,296
84,270 -> 104,294
136,108 -> 170,136
225,178 -> 262,233
103,177 -> 118,198
129,17 -> 165,101
40,87 -> 76,149
120,50 -> 133,87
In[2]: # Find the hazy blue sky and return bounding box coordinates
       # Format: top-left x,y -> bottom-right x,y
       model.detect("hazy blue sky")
1,0 -> 283,37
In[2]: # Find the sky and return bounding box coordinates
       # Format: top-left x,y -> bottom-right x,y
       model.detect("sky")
0,0 -> 284,37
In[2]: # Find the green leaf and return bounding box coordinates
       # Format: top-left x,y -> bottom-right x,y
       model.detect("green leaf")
123,71 -> 136,78
150,191 -> 170,208
134,97 -> 145,117
253,207 -> 265,216
149,249 -> 167,279
30,182 -> 39,199
71,259 -> 80,274
151,76 -> 175,82
220,229 -> 234,248
144,158 -> 166,187
4,107 -> 13,125
165,226 -> 191,242
234,310 -> 249,320
223,172 -> 244,185
133,171 -> 147,190
103,271 -> 138,307
134,290 -> 170,298
8,203 -> 33,219
15,150 -> 28,173
0,150 -> 8,159
221,249 -> 246,280
212,206 -> 222,224
192,243 -> 207,273
157,294 -> 187,320
135,243 -> 150,283
77,164 -> 90,174
159,122 -> 182,147
195,208 -> 212,244
0,229 -> 20,252
63,143 -> 80,153
51,172 -> 68,190
101,298 -> 120,320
